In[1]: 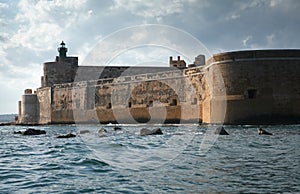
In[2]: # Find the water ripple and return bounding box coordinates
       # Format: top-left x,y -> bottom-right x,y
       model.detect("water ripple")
0,125 -> 299,193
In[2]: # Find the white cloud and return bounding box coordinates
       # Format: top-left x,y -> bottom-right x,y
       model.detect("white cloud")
12,0 -> 89,51
0,2 -> 9,26
12,23 -> 61,50
223,1 -> 262,22
239,0 -> 264,10
77,41 -> 99,66
226,13 -> 240,20
0,2 -> 8,8
266,33 -> 275,46
82,24 -> 209,67
0,0 -> 92,114
0,62 -> 42,114
110,0 -> 186,19
0,32 -> 9,42
242,36 -> 252,47
269,0 -> 284,7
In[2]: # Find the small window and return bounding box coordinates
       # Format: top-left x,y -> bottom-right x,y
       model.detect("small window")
247,89 -> 257,99
170,99 -> 177,106
148,100 -> 153,107
192,97 -> 197,105
173,99 -> 177,106
75,100 -> 80,109
107,102 -> 112,109
128,101 -> 132,108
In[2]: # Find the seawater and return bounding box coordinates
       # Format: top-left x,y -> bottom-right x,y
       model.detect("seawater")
0,125 -> 299,193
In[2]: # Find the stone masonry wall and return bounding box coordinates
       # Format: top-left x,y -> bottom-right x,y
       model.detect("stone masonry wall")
36,87 -> 52,124
49,68 -> 206,124
74,66 -> 177,82
42,62 -> 78,87
36,49 -> 300,125
204,50 -> 300,124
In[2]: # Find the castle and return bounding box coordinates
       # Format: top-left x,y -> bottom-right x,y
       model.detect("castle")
17,42 -> 300,125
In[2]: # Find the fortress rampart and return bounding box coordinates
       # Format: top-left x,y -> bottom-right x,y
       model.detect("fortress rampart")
17,42 -> 300,125
205,49 -> 300,124
36,68 -> 204,124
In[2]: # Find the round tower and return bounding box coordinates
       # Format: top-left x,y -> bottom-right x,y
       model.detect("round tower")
19,89 -> 39,124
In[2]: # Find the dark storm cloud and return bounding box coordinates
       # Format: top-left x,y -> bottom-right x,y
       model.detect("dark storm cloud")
150,0 -> 300,52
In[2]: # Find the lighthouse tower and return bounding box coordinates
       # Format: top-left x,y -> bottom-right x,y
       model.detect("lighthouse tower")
58,41 -> 68,58
41,41 -> 78,87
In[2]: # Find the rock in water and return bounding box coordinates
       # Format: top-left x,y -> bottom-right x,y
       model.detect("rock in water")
57,133 -> 76,138
97,128 -> 108,137
140,128 -> 163,136
114,126 -> 122,131
258,128 -> 272,135
140,128 -> 149,136
98,128 -> 107,134
78,130 -> 90,134
22,128 -> 46,135
214,126 -> 229,135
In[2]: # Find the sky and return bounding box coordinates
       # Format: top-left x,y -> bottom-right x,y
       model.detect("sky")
0,0 -> 299,114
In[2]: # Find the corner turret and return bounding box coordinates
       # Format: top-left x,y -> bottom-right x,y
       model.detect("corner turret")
17,89 -> 39,124
169,56 -> 186,69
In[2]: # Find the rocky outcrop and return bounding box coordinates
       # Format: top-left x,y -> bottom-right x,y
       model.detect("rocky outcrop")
214,126 -> 229,135
57,133 -> 76,138
113,126 -> 122,131
140,128 -> 163,136
77,130 -> 90,134
98,128 -> 107,133
20,128 -> 46,135
258,128 -> 272,135
97,128 -> 108,137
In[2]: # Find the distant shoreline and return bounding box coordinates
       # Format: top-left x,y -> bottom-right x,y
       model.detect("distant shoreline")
0,114 -> 17,124
0,122 -> 15,126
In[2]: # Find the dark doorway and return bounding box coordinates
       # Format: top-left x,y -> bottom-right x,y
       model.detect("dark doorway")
247,89 -> 257,99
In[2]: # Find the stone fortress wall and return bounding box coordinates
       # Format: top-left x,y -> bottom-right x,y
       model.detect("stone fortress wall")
17,41 -> 300,125
205,49 -> 300,124
36,66 -> 205,124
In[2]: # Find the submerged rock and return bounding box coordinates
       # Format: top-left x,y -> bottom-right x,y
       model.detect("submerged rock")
97,128 -> 108,137
214,126 -> 229,135
98,128 -> 107,134
113,126 -> 122,131
140,128 -> 163,136
22,128 -> 46,136
57,133 -> 76,138
13,131 -> 22,134
258,128 -> 272,135
78,130 -> 90,134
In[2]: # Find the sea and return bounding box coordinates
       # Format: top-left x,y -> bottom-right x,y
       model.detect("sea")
0,124 -> 299,193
